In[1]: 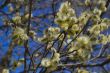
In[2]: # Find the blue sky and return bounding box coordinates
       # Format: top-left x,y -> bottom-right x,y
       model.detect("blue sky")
0,0 -> 110,73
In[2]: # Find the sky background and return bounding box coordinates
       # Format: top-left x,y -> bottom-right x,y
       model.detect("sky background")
0,0 -> 110,73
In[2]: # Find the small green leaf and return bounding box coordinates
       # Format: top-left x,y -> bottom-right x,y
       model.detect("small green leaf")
18,40 -> 23,46
12,35 -> 19,40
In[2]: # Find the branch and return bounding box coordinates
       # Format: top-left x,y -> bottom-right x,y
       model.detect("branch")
58,58 -> 110,68
24,0 -> 33,73
0,40 -> 15,69
100,0 -> 110,17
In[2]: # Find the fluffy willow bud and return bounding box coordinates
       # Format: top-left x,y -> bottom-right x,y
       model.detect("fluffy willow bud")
85,0 -> 90,6
13,61 -> 22,69
13,27 -> 29,41
92,15 -> 100,22
48,27 -> 60,33
68,8 -> 75,16
14,27 -> 25,35
78,12 -> 91,25
24,13 -> 33,19
77,36 -> 90,45
29,30 -> 36,39
67,39 -> 72,44
102,18 -> 110,24
55,1 -> 76,31
100,23 -> 108,31
12,16 -> 21,24
47,64 -> 57,72
20,34 -> 29,41
51,47 -> 57,52
41,58 -> 51,67
89,24 -> 101,35
93,8 -> 102,16
8,4 -> 14,12
99,34 -> 108,45
68,46 -> 78,53
60,23 -> 69,30
52,53 -> 60,62
78,49 -> 91,61
108,35 -> 110,41
101,7 -> 107,12
2,69 -> 9,73
43,27 -> 60,41
59,1 -> 71,13
69,24 -> 79,35
98,1 -> 107,12
70,16 -> 78,23
77,68 -> 89,73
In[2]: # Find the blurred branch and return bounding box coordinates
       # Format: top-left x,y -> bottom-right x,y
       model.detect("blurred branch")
58,58 -> 110,68
101,66 -> 108,73
0,40 -> 15,70
24,0 -> 33,73
100,0 -> 110,17
89,43 -> 110,62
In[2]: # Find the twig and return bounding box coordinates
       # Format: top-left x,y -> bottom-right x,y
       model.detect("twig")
24,0 -> 33,73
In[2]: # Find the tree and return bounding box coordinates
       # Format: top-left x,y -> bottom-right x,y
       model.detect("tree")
0,0 -> 110,73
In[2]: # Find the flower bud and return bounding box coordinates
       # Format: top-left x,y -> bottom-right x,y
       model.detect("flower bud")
41,58 -> 51,67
